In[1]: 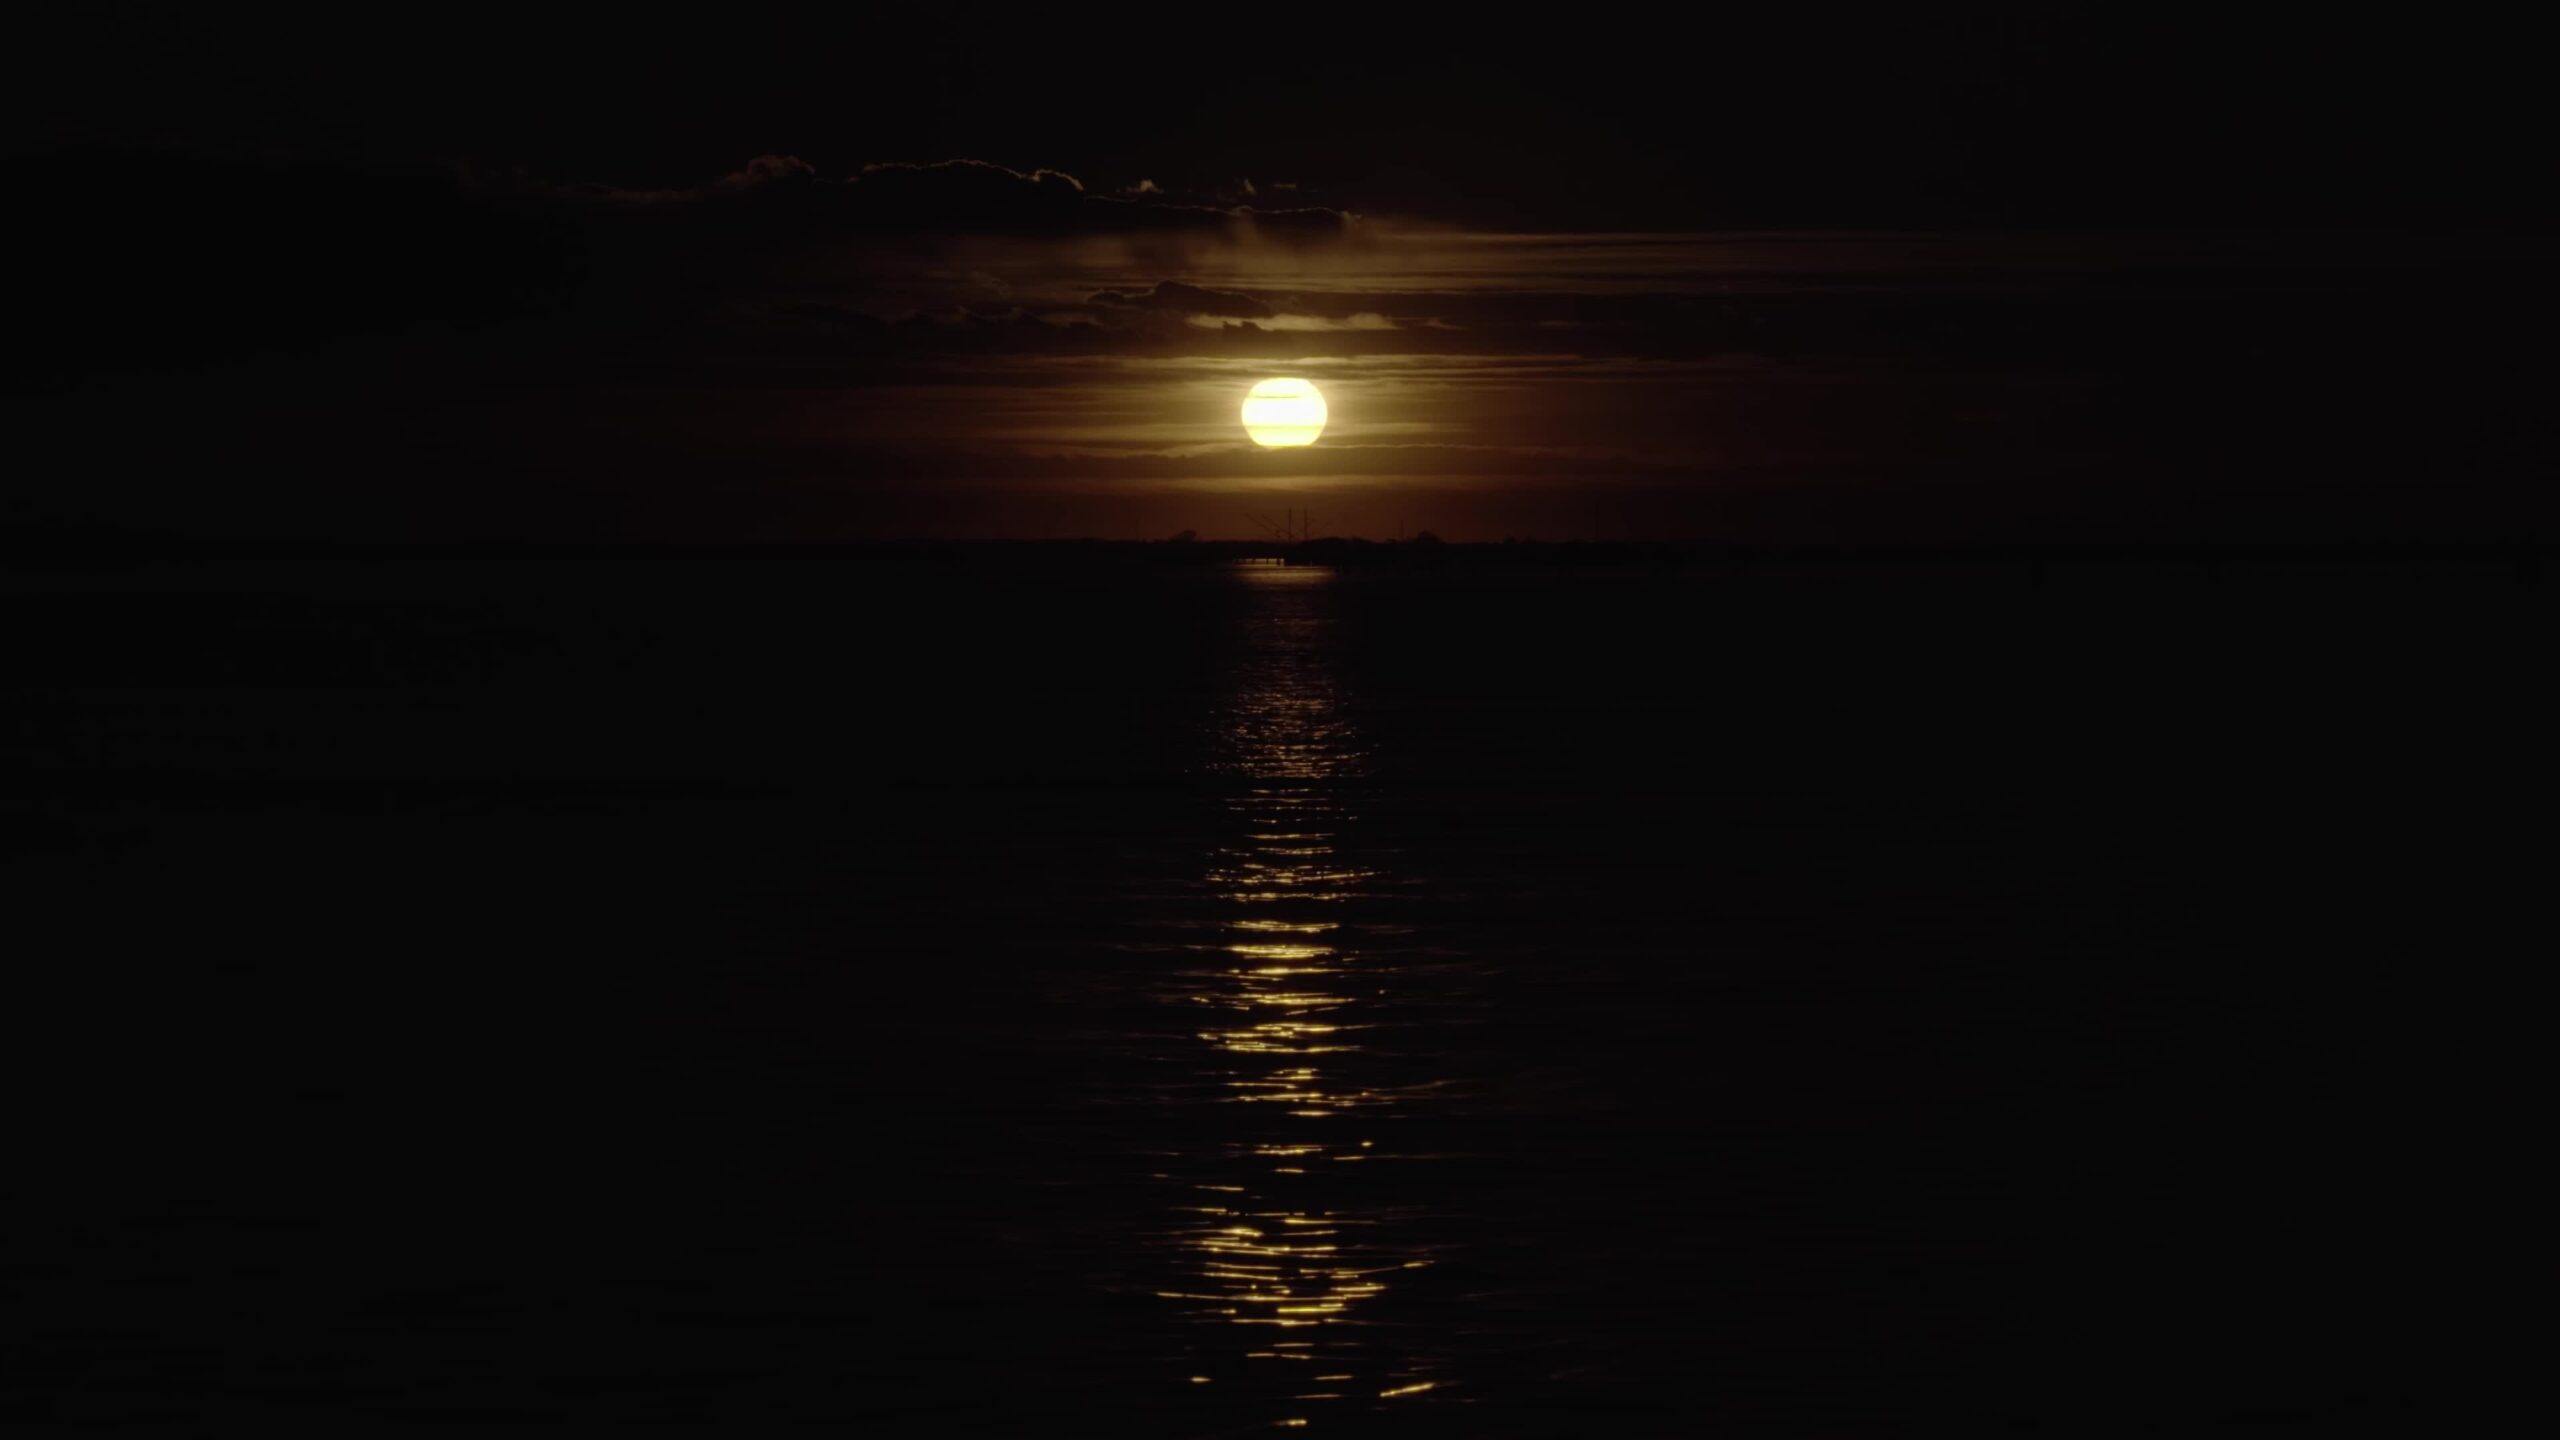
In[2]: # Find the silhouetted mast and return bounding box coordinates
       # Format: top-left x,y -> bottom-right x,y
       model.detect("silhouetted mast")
1246,508 -> 1319,544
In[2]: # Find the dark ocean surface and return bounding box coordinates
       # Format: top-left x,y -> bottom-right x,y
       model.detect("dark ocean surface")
5,547 -> 2534,1431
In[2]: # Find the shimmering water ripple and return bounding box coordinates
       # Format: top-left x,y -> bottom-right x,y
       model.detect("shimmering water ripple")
1115,565 -> 1488,1431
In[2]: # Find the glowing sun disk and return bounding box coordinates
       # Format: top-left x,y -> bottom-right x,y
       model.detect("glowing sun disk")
1243,378 -> 1327,447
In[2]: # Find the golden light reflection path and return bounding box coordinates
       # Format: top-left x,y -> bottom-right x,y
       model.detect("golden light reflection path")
1139,562 -> 1466,1431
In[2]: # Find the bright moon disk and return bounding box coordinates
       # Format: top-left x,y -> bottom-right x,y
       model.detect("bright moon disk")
1242,377 -> 1327,447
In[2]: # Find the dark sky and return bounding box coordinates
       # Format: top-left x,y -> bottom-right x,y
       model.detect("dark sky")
9,7 -> 2549,541
23,9 -> 2546,227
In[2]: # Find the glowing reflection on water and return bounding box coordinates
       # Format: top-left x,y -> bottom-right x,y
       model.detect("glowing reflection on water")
1133,563 -> 1468,1425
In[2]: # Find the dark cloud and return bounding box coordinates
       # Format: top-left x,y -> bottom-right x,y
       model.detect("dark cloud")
14,140 -> 1377,389
521,156 -> 1354,239
909,443 -> 1687,484
1087,282 -> 1274,319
